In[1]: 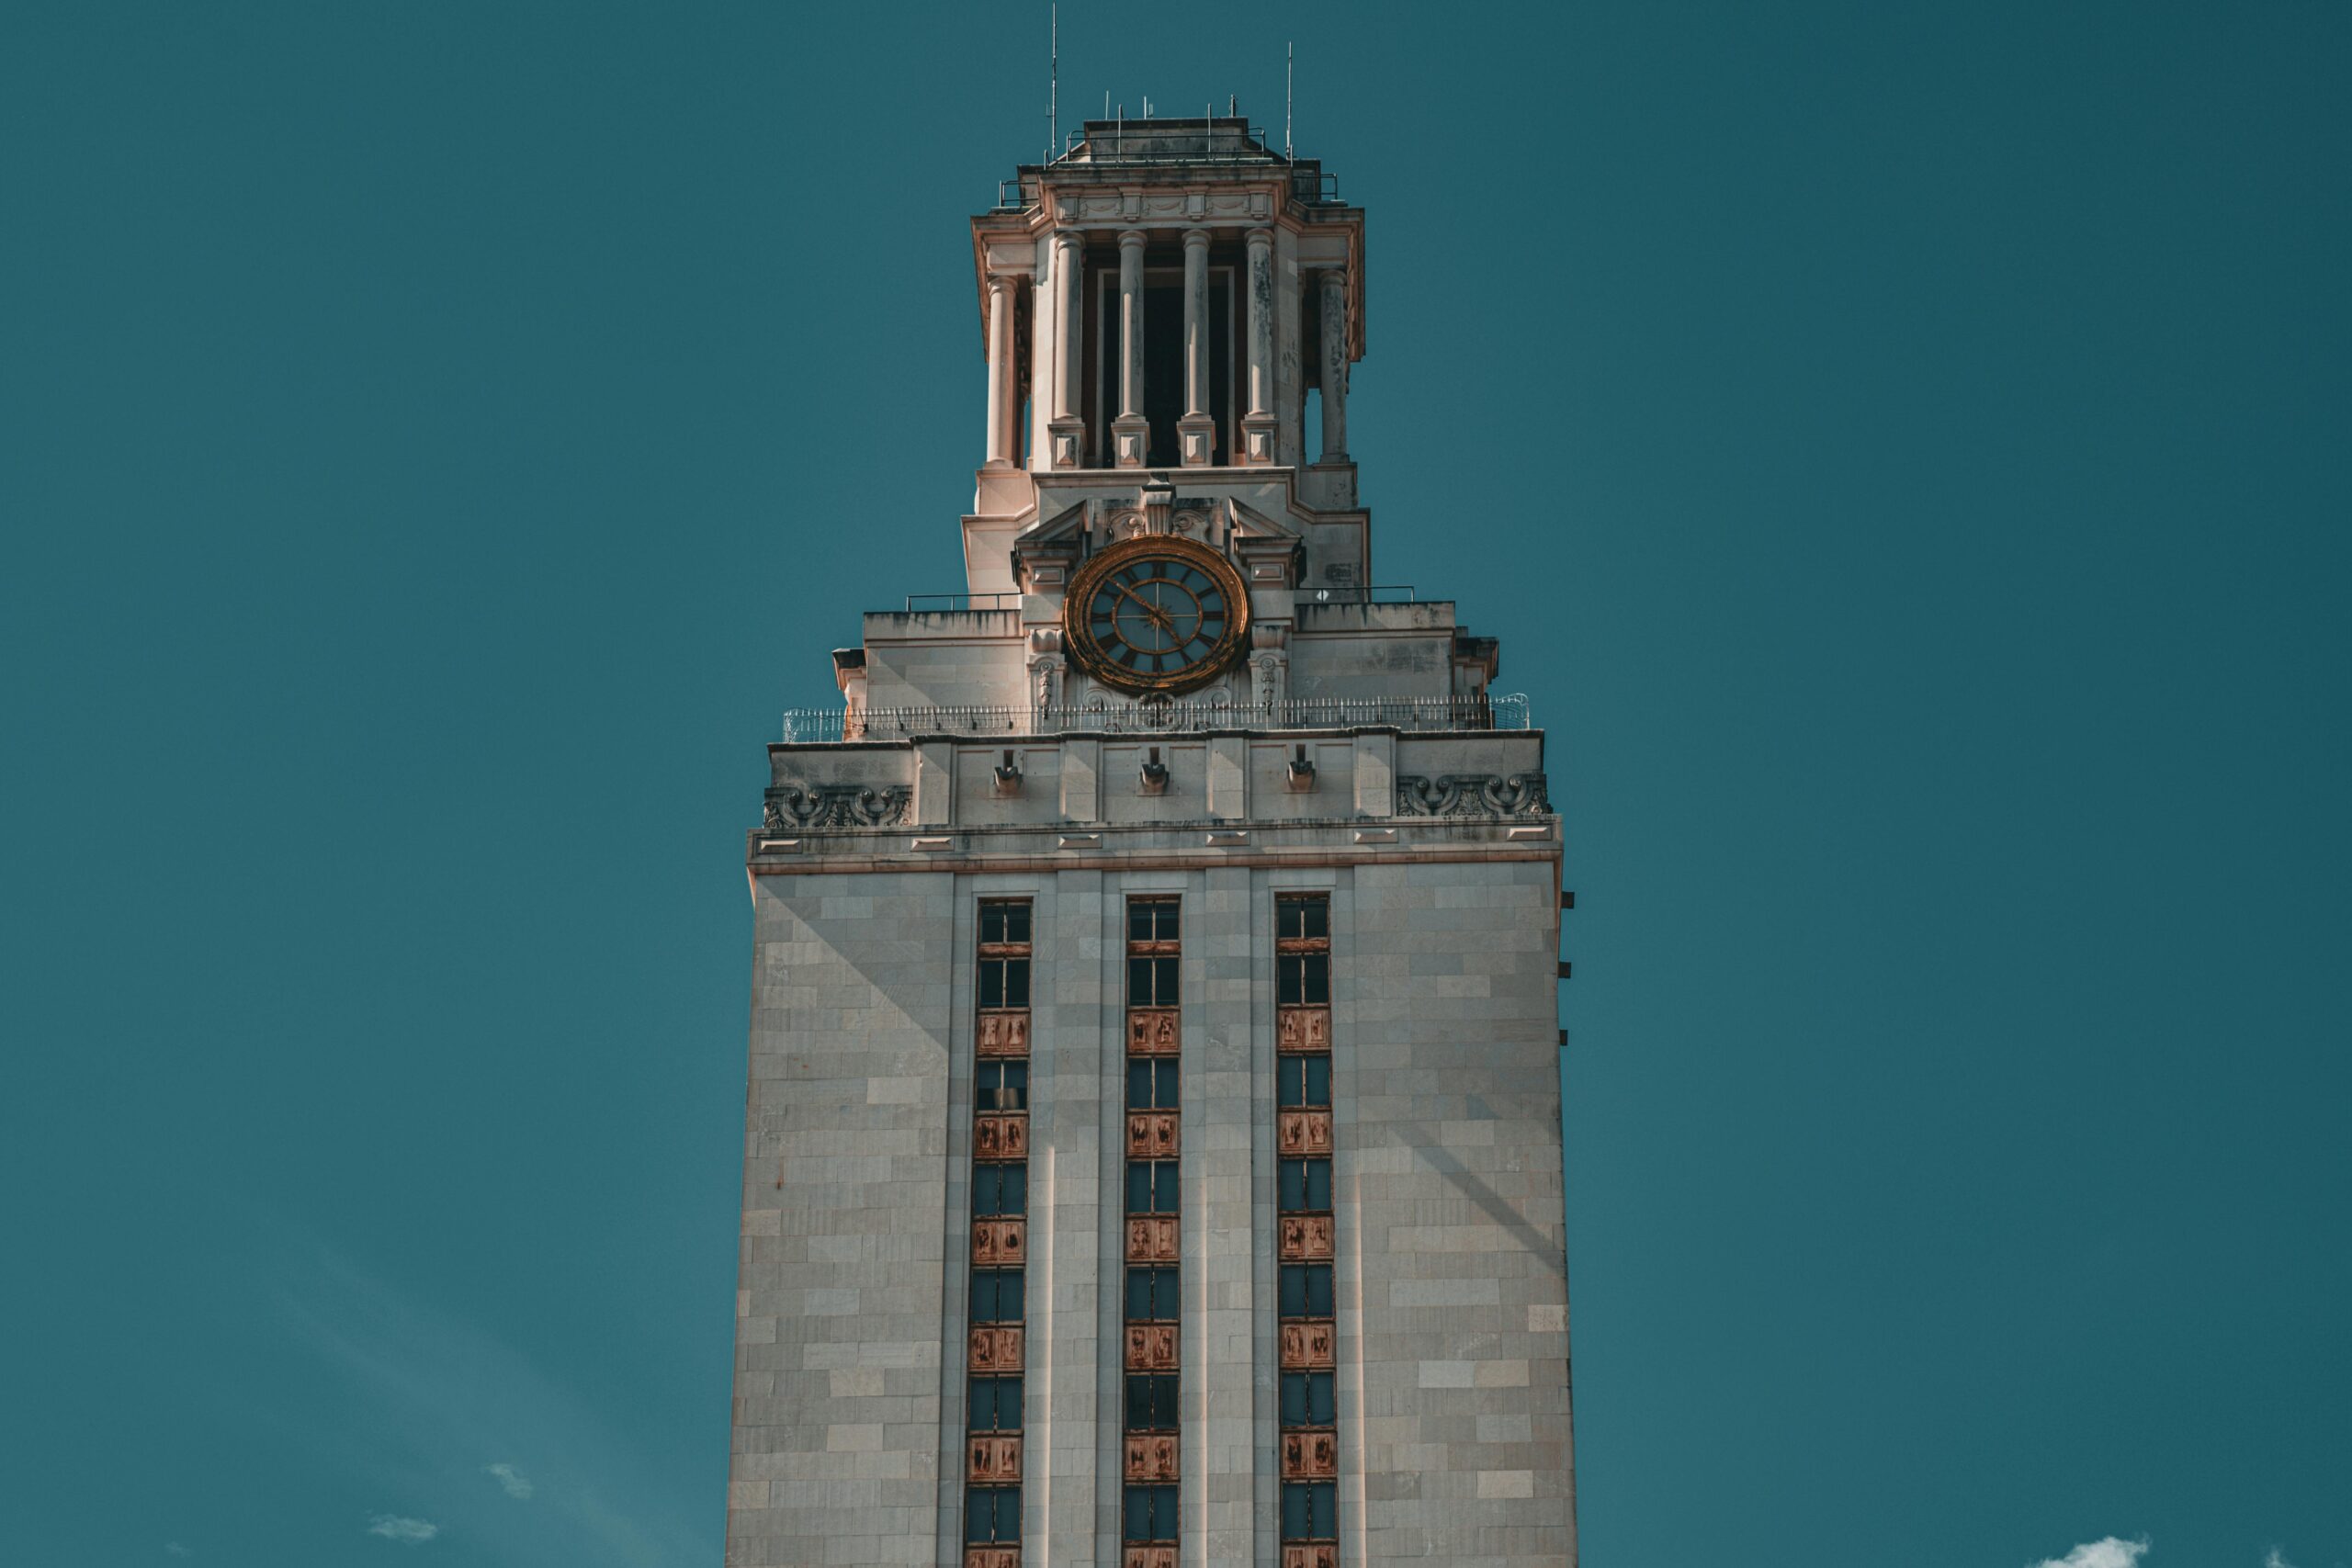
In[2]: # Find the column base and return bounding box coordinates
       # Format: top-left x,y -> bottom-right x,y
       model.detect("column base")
1240,414 -> 1278,466
1177,413 -> 1216,467
1111,414 -> 1150,469
1047,417 -> 1087,470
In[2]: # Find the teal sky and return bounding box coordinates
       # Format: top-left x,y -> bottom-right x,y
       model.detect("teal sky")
4,4 -> 2346,1566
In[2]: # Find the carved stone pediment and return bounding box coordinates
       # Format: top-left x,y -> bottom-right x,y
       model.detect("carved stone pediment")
1393,773 -> 1550,818
763,784 -> 911,829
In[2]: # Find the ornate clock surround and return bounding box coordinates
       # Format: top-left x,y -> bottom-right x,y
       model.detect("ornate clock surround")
1061,535 -> 1253,696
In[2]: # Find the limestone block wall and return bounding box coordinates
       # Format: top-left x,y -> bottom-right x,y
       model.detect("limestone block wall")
728,872 -> 960,1568
1341,858 -> 1574,1568
728,852 -> 1573,1568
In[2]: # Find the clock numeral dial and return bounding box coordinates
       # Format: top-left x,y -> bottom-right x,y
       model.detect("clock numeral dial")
1062,540 -> 1251,695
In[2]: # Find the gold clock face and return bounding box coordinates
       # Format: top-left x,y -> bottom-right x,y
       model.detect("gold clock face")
1063,536 -> 1251,694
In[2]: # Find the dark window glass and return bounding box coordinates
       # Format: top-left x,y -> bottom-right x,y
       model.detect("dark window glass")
1125,1372 -> 1179,1431
1127,899 -> 1180,944
1127,954 -> 1179,1007
1281,1371 -> 1337,1427
975,1163 -> 1028,1216
979,956 -> 1031,1010
1276,1054 -> 1331,1108
979,901 -> 1031,946
970,1374 -> 1023,1432
1281,1481 -> 1337,1541
971,1269 -> 1026,1324
1125,1159 -> 1179,1214
1278,1157 -> 1331,1213
1125,1058 -> 1179,1110
967,1485 -> 1022,1542
1125,1267 -> 1180,1322
1279,1263 -> 1334,1319
1124,1483 -> 1180,1542
977,1060 -> 1029,1111
1277,897 -> 1329,942
1275,953 -> 1330,1007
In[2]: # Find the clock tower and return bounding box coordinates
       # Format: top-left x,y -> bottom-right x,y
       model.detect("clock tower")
729,118 -> 1575,1568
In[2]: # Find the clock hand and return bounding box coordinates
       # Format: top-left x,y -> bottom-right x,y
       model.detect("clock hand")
1108,581 -> 1177,637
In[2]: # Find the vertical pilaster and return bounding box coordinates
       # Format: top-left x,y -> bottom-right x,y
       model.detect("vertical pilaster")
1041,874 -> 1107,1566
1049,230 -> 1087,468
1114,230 -> 1149,468
1197,867 -> 1259,1568
986,273 -> 1019,468
1178,228 -> 1216,466
1031,234 -> 1057,470
1240,228 -> 1277,466
1317,269 -> 1350,462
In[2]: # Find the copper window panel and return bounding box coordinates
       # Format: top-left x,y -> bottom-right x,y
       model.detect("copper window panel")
972,1219 -> 1026,1266
970,1325 -> 1025,1373
977,1009 -> 1030,1057
1275,1006 -> 1331,1054
1125,1322 -> 1180,1371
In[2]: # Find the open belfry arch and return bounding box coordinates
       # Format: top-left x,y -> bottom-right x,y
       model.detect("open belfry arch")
730,115 -> 1575,1568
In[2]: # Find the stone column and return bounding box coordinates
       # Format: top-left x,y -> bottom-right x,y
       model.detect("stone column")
1048,229 -> 1087,469
1240,227 -> 1277,465
1177,227 -> 1216,466
1030,236 -> 1056,469
1112,229 -> 1149,468
1317,266 -> 1350,462
985,273 -> 1019,468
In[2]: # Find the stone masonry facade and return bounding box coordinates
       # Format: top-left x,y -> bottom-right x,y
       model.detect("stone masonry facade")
728,115 -> 1573,1568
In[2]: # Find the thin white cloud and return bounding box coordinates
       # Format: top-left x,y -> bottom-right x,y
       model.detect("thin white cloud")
276,1247 -> 712,1567
2264,1551 -> 2298,1568
164,1547 -> 193,1560
368,1515 -> 440,1544
2030,1540 -> 2149,1568
487,1462 -> 535,1500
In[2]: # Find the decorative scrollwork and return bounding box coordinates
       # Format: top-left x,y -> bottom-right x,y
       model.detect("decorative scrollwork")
763,784 -> 911,829
1393,773 -> 1550,817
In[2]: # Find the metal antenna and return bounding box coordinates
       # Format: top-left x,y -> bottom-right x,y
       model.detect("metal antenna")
1285,42 -> 1294,159
1047,4 -> 1057,160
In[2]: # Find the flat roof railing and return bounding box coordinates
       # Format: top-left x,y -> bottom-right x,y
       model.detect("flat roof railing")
781,693 -> 1530,744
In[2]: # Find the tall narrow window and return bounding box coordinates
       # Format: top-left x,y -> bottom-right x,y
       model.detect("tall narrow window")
1122,895 -> 1182,1568
1274,893 -> 1338,1568
965,899 -> 1032,1568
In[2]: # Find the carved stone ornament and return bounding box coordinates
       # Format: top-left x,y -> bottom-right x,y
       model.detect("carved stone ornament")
1392,772 -> 1551,818
763,784 -> 911,829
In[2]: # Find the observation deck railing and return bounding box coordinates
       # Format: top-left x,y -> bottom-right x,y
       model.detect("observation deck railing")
781,694 -> 1529,744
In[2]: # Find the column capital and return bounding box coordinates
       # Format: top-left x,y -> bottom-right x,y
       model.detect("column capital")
1182,226 -> 1211,251
1118,227 -> 1149,252
1050,227 -> 1085,255
1245,225 -> 1275,251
